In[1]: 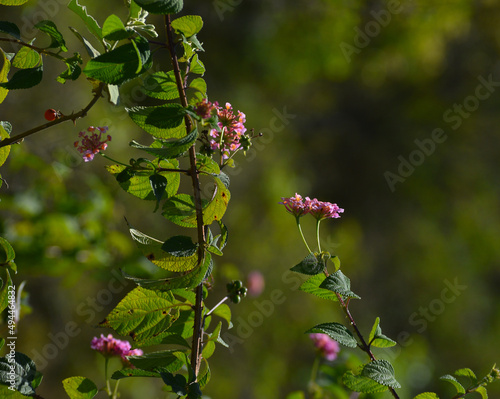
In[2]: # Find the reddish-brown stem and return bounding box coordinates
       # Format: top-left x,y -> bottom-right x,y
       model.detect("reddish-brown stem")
0,83 -> 105,148
165,14 -> 205,380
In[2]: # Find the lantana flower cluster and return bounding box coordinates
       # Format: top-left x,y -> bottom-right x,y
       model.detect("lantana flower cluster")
91,334 -> 143,366
195,100 -> 247,160
309,333 -> 340,361
74,126 -> 111,162
279,193 -> 344,220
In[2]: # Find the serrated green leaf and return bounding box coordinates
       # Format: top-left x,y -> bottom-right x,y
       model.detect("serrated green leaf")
413,393 -> 440,399
440,375 -> 466,394
123,253 -> 211,292
35,20 -> 67,52
68,0 -> 103,40
362,360 -> 401,389
0,352 -> 37,395
57,53 -> 83,84
102,14 -> 132,41
127,104 -> 186,139
188,77 -> 206,95
368,317 -> 396,348
291,253 -> 324,275
128,226 -> 198,272
189,53 -> 205,75
162,235 -> 197,257
62,376 -> 98,399
0,0 -> 29,5
0,64 -> 43,90
12,47 -> 40,69
0,21 -> 20,39
299,274 -> 339,302
130,128 -> 197,159
475,386 -> 488,399
342,370 -> 388,394
83,36 -> 150,85
133,0 -> 183,15
99,287 -> 185,344
454,368 -> 477,382
0,49 -> 11,103
319,269 -> 360,299
306,322 -> 357,348
106,159 -> 180,201
128,350 -> 185,372
197,153 -> 220,175
171,15 -> 203,37
0,126 -> 10,165
143,70 -> 179,100
112,368 -> 160,380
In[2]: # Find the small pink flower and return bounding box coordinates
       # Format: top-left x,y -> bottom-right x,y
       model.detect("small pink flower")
309,333 -> 340,361
91,334 -> 143,367
208,102 -> 247,160
194,98 -> 217,120
279,193 -> 311,217
74,126 -> 111,162
309,199 -> 344,220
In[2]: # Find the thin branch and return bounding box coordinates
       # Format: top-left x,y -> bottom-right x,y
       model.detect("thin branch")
165,14 -> 206,380
0,37 -> 67,61
0,83 -> 105,148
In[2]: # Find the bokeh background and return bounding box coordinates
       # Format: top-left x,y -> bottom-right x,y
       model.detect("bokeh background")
1,0 -> 500,398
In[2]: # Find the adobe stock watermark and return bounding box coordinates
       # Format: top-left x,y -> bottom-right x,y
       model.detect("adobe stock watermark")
340,0 -> 404,63
29,269 -> 129,371
213,0 -> 243,22
384,73 -> 500,192
382,277 -> 467,363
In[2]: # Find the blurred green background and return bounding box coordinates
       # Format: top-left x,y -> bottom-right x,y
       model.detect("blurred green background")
1,0 -> 500,398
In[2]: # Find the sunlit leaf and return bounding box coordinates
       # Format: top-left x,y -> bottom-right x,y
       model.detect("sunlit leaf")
62,376 -> 98,399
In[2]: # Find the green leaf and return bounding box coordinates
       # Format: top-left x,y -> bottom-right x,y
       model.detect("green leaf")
57,53 -> 83,84
69,27 -> 100,58
440,375 -> 466,394
128,226 -> 198,272
0,49 -> 11,103
475,386 -> 488,399
368,317 -> 396,348
62,376 -> 98,399
0,236 -> 15,263
299,274 -> 339,302
319,269 -> 360,299
197,153 -> 220,175
0,0 -> 30,5
130,128 -> 197,159
127,350 -> 185,372
0,21 -> 20,39
413,393 -> 440,399
149,173 -> 168,204
68,0 -> 103,40
83,36 -> 150,85
0,385 -> 26,398
107,159 -> 180,201
12,47 -> 40,69
35,20 -> 68,52
123,253 -> 211,291
189,53 -> 205,75
362,360 -> 401,389
306,322 -> 358,348
0,268 -> 13,313
102,14 -> 132,41
211,303 -> 232,328
0,126 -> 10,165
188,77 -> 206,95
0,64 -> 43,90
99,287 -> 184,345
0,352 -> 37,395
161,372 -> 187,396
162,236 -> 197,257
143,71 -> 179,100
112,368 -> 160,380
171,15 -> 203,37
127,104 -> 186,139
290,253 -> 324,275
454,368 -> 477,383
133,0 -> 183,15
342,370 -> 388,394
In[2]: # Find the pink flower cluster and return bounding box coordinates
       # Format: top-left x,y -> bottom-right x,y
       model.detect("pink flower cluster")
209,102 -> 247,159
91,334 -> 143,365
74,126 -> 111,162
194,98 -> 217,120
309,333 -> 340,361
279,193 -> 344,220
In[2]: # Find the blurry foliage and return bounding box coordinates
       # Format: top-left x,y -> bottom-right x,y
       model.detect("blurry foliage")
0,0 -> 500,398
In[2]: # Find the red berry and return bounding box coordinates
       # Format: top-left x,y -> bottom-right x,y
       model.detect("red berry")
44,109 -> 59,121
